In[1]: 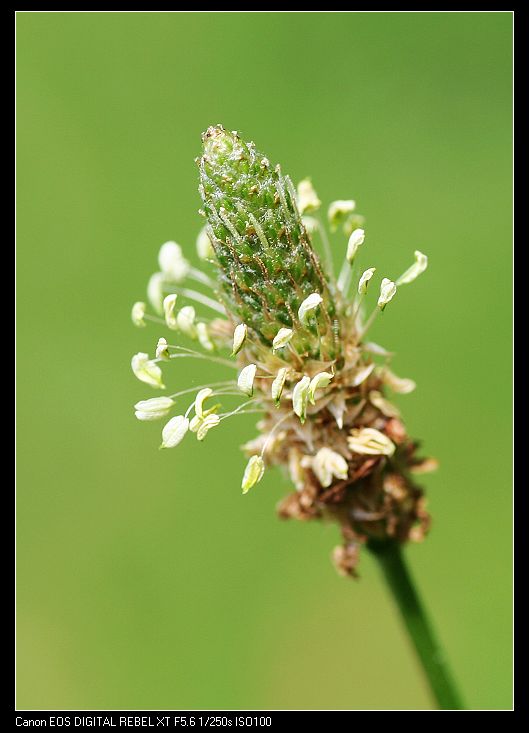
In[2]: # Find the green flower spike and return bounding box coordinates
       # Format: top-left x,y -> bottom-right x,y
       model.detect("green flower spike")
129,125 -> 466,712
130,123 -> 433,578
198,125 -> 337,361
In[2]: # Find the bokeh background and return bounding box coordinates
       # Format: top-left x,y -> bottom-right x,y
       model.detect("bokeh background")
16,12 -> 512,710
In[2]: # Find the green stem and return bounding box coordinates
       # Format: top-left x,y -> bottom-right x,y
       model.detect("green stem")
367,540 -> 464,710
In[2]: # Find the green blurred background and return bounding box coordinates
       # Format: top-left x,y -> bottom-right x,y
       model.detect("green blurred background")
16,12 -> 512,710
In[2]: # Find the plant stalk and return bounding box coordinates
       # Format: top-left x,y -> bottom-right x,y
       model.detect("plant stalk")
367,540 -> 464,710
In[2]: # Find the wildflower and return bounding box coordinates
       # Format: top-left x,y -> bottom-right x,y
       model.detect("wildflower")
130,124 -> 433,577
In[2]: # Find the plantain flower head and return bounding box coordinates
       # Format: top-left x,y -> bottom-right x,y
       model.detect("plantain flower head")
130,124 -> 435,577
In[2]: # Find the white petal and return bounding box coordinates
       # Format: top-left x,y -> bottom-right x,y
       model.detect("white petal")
197,322 -> 214,352
352,362 -> 375,386
238,364 -> 257,396
176,306 -> 197,338
131,352 -> 165,389
272,328 -> 293,351
194,387 -> 213,418
196,413 -> 220,441
369,390 -> 401,418
131,301 -> 146,328
196,227 -> 215,260
298,293 -> 323,325
241,455 -> 265,494
381,368 -> 416,394
378,278 -> 397,310
348,428 -> 395,456
147,272 -> 165,314
292,376 -> 311,423
296,178 -> 321,214
134,397 -> 174,413
158,241 -> 190,282
135,410 -> 170,422
311,447 -> 349,488
271,367 -> 289,405
232,323 -> 247,355
308,371 -> 333,404
328,200 -> 356,230
396,250 -> 428,286
161,415 -> 189,448
358,267 -> 376,295
156,337 -> 170,360
346,228 -> 365,263
163,293 -> 178,329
